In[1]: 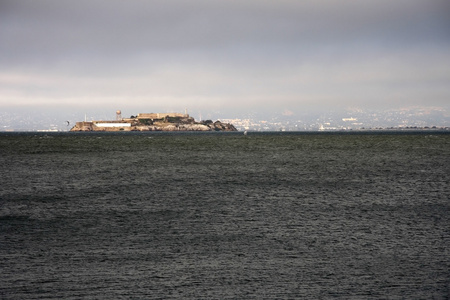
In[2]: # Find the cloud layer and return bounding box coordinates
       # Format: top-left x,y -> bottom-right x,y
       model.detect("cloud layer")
1,0 -> 449,115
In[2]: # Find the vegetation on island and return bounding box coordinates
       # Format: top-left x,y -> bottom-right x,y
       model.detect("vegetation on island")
70,113 -> 237,132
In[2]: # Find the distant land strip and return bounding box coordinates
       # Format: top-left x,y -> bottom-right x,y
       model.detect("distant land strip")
70,111 -> 237,132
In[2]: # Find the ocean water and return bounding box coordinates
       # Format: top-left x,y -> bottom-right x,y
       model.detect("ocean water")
1,131 -> 449,299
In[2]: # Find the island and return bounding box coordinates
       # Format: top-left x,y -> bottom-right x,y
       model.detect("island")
70,111 -> 237,132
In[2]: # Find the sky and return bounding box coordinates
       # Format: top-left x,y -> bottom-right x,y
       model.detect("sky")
1,0 -> 449,120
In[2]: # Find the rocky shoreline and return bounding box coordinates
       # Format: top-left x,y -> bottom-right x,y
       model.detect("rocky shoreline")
70,113 -> 237,132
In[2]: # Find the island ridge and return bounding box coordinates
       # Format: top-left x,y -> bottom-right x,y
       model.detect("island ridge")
70,111 -> 237,132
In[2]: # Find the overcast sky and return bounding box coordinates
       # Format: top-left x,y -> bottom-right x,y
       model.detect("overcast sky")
1,0 -> 449,118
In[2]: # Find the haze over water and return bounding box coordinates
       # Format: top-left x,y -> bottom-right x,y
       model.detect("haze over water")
1,132 -> 449,299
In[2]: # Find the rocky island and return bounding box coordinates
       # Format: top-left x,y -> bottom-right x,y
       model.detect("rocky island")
70,111 -> 237,132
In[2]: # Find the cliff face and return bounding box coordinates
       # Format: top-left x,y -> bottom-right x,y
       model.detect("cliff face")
70,116 -> 237,132
131,122 -> 236,132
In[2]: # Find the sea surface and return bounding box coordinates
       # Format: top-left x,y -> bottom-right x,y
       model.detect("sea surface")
1,131 -> 449,299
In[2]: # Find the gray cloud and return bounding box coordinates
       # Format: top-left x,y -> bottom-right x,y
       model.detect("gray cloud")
1,0 -> 449,114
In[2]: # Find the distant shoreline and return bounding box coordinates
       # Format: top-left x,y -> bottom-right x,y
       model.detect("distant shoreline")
1,128 -> 449,135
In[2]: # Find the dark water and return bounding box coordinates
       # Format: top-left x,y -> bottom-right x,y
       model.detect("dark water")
1,132 -> 449,299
